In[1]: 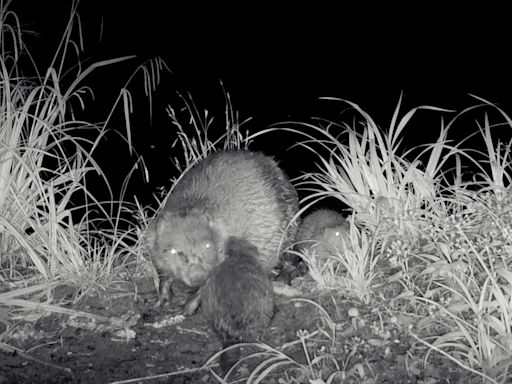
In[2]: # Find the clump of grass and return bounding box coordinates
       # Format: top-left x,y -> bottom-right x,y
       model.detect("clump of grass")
255,94 -> 512,382
272,96 -> 453,302
416,190 -> 512,382
415,231 -> 512,383
166,85 -> 252,176
0,1 -> 165,315
297,216 -> 378,304
290,95 -> 450,226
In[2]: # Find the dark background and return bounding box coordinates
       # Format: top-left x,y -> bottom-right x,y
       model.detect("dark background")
9,1 -> 512,206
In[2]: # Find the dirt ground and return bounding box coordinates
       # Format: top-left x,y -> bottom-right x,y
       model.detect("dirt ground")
1,277 -> 466,384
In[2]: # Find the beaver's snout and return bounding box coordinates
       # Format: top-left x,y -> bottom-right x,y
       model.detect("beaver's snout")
184,264 -> 208,287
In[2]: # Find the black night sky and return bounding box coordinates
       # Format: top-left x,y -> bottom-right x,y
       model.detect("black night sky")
9,1 -> 512,205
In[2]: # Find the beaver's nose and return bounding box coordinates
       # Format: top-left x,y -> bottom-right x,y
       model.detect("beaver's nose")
184,264 -> 208,287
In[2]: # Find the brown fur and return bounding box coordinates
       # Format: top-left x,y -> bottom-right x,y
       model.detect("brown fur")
145,150 -> 299,306
201,237 -> 274,373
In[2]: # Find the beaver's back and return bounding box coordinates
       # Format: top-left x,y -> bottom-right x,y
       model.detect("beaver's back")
164,150 -> 299,270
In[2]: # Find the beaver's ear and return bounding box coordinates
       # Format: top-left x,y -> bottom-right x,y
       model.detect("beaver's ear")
319,226 -> 330,237
208,217 -> 224,236
208,218 -> 228,257
144,220 -> 157,252
144,216 -> 168,251
157,213 -> 172,234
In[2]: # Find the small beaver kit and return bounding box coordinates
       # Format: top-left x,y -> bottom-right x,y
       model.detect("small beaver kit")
200,236 -> 274,372
295,208 -> 350,265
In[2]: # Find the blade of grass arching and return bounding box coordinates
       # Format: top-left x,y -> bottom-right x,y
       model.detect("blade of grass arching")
252,360 -> 297,384
220,83 -> 253,150
400,159 -> 435,199
0,216 -> 47,278
0,282 -> 59,300
0,102 -> 25,213
9,178 -> 77,277
319,97 -> 373,124
321,97 -> 383,147
368,139 -> 390,196
420,119 -> 450,179
490,269 -> 512,333
63,56 -> 137,105
121,88 -> 133,155
249,122 -> 341,156
388,92 -> 403,146
47,183 -> 58,276
469,93 -> 512,129
140,58 -> 168,122
481,114 -> 496,172
0,6 -> 23,61
366,120 -> 389,165
312,159 -> 366,209
44,1 -> 136,95
176,92 -> 215,162
349,144 -> 374,196
435,270 -> 510,374
13,128 -> 109,216
0,297 -> 124,327
103,57 -> 170,157
47,0 -> 81,77
478,114 -> 512,189
333,156 -> 365,197
432,328 -> 479,362
411,331 -> 500,384
1,79 -> 24,144
392,104 -> 454,153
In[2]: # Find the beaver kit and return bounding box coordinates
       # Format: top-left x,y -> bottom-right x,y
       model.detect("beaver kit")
295,209 -> 350,263
201,236 -> 274,372
145,150 -> 299,307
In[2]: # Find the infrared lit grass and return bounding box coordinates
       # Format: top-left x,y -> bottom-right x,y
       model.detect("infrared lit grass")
3,1 -> 512,382
0,1 -> 164,322
245,95 -> 512,383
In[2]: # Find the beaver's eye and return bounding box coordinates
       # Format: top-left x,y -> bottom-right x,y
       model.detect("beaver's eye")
334,231 -> 341,238
205,242 -> 211,249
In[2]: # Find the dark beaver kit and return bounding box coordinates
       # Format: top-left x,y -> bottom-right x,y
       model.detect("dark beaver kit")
145,150 -> 299,308
201,236 -> 274,372
290,209 -> 350,272
296,209 -> 348,249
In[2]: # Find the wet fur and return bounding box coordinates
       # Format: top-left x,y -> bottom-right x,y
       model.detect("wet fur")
145,150 -> 299,306
201,237 -> 274,373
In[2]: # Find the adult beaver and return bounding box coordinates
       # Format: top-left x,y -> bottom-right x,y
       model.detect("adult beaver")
200,236 -> 274,372
145,150 -> 299,307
